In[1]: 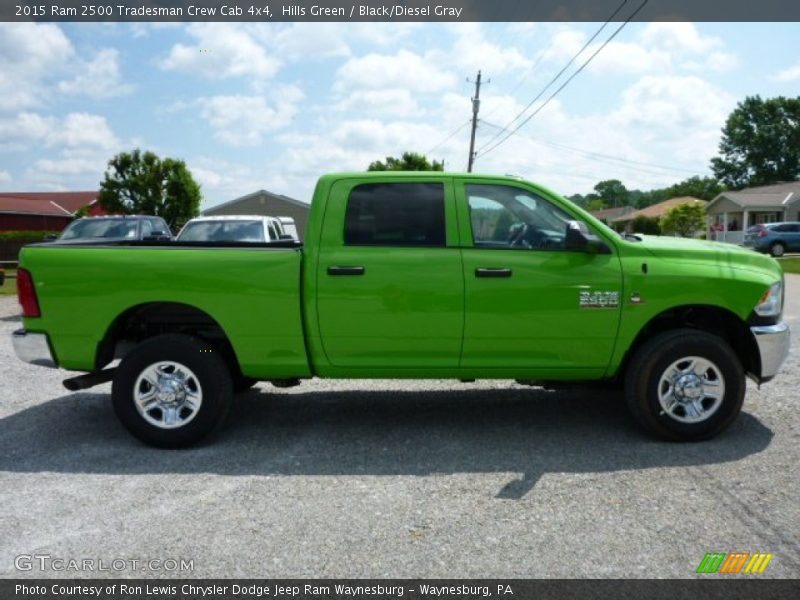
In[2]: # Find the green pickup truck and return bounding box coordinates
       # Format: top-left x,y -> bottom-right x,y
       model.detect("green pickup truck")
12,172 -> 790,447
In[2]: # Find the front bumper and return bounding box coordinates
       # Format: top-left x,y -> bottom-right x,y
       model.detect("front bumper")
12,329 -> 57,368
751,322 -> 790,381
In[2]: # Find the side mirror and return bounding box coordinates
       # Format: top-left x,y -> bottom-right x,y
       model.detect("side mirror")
43,234 -> 57,242
565,220 -> 611,254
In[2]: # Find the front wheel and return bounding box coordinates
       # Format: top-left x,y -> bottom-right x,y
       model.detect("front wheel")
112,334 -> 233,448
624,329 -> 745,441
770,242 -> 785,257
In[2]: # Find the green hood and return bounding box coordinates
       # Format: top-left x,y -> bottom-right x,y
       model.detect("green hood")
636,235 -> 782,279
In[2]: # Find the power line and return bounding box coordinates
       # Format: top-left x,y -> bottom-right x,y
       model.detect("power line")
477,0 -> 649,160
479,119 -> 704,177
476,0 -> 630,154
425,120 -> 471,155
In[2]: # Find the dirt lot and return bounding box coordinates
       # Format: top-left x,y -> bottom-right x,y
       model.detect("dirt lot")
0,277 -> 798,578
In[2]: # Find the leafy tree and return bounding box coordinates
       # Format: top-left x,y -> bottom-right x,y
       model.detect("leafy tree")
593,179 -> 629,207
711,95 -> 800,189
630,215 -> 662,235
368,152 -> 444,171
660,203 -> 706,237
99,149 -> 201,229
585,197 -> 607,212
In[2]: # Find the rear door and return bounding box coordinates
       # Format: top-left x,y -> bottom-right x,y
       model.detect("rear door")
457,180 -> 622,373
314,178 -> 464,369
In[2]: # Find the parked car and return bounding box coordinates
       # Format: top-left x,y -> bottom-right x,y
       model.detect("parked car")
743,222 -> 800,257
52,216 -> 172,243
12,172 -> 790,447
176,215 -> 298,243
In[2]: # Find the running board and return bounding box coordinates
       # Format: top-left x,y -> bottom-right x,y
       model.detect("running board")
63,369 -> 116,391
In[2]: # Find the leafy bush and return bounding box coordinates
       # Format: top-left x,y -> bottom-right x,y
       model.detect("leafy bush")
0,230 -> 60,240
630,216 -> 661,235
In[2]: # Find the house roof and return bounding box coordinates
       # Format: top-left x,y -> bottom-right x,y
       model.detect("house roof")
707,181 -> 800,211
203,189 -> 308,215
613,196 -> 706,222
589,206 -> 635,221
0,191 -> 99,216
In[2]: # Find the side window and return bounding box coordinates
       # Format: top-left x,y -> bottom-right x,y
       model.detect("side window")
140,219 -> 153,237
466,184 -> 572,250
344,182 -> 445,247
151,218 -> 169,234
268,222 -> 279,241
772,224 -> 789,232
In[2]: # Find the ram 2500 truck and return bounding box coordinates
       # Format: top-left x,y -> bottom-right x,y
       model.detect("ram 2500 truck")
12,172 -> 790,447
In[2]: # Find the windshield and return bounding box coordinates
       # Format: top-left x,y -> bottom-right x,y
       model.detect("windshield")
60,219 -> 138,240
177,220 -> 265,242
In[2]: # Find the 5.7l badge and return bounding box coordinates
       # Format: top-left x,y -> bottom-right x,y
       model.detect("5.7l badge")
579,291 -> 620,308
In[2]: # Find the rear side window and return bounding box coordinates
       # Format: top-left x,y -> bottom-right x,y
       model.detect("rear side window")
344,182 -> 446,247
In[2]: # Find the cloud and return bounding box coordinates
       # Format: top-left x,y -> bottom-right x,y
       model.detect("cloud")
773,63 -> 800,82
0,170 -> 11,183
336,50 -> 456,94
540,23 -> 737,77
160,23 -> 280,80
0,112 -> 120,151
334,89 -> 420,117
198,88 -> 304,146
0,23 -> 74,111
58,49 -> 133,99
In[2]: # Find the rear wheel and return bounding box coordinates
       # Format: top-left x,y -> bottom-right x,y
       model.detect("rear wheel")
112,334 -> 233,448
625,329 -> 745,441
770,242 -> 785,257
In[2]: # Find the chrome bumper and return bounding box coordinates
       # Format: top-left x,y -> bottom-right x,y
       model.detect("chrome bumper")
751,322 -> 790,381
12,329 -> 57,368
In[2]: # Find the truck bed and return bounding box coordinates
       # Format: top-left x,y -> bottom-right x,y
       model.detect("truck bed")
19,242 -> 310,378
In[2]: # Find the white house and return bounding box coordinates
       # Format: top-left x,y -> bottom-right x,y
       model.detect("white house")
706,182 -> 800,244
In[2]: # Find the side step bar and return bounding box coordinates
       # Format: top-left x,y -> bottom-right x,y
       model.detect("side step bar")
63,369 -> 116,391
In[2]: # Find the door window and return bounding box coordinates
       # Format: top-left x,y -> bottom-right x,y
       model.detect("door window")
466,184 -> 572,250
344,182 -> 446,247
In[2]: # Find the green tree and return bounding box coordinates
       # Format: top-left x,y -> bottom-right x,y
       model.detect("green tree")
585,197 -> 607,212
711,95 -> 800,189
593,179 -> 629,207
368,151 -> 444,171
99,149 -> 202,230
630,215 -> 662,235
660,203 -> 706,237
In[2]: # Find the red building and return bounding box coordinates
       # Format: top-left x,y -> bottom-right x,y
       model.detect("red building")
0,191 -> 104,232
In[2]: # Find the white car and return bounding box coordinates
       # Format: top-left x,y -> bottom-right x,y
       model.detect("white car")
176,215 -> 299,243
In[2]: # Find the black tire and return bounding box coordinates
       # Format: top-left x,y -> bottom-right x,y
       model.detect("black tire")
624,329 -> 745,441
770,242 -> 785,257
233,376 -> 258,393
112,334 -> 233,448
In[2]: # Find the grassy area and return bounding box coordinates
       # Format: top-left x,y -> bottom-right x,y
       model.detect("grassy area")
0,269 -> 16,296
779,258 -> 800,274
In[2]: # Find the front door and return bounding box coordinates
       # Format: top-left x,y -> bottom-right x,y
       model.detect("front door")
458,181 -> 622,375
315,178 -> 464,369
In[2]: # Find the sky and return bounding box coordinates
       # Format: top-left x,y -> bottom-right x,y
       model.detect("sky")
0,20 -> 798,209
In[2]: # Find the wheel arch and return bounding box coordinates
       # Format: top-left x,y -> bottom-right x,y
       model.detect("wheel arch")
615,304 -> 760,382
96,302 -> 243,377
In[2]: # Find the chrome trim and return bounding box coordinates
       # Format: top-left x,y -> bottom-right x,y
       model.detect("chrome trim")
12,329 -> 57,368
751,322 -> 790,380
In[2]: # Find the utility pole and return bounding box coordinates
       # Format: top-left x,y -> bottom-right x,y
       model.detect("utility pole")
467,70 -> 484,173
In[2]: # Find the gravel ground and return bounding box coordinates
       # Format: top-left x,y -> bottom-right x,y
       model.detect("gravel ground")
0,278 -> 798,579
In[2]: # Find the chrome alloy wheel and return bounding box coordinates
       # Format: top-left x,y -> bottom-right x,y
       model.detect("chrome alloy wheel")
133,361 -> 203,429
657,356 -> 725,424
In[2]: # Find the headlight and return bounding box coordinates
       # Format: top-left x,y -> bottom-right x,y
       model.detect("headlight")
755,281 -> 783,317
